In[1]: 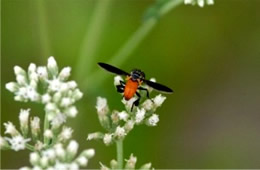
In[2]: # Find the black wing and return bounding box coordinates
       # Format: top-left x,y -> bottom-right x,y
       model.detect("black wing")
98,62 -> 130,76
144,80 -> 174,93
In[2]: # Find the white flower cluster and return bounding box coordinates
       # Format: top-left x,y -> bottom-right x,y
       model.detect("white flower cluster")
99,154 -> 153,170
20,140 -> 95,170
1,108 -> 74,152
88,76 -> 166,146
184,0 -> 214,7
5,56 -> 83,128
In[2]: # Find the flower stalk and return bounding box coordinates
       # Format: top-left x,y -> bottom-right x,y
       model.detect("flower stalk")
116,139 -> 124,169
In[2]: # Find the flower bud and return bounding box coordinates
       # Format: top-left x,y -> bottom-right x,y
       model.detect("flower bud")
125,154 -> 137,169
30,152 -> 40,165
72,89 -> 83,101
114,126 -> 126,139
4,121 -> 19,137
110,159 -> 118,169
103,133 -> 113,145
135,108 -> 146,124
19,109 -> 30,137
140,162 -> 152,169
14,65 -> 26,76
44,129 -> 53,139
76,156 -> 88,166
16,74 -> 27,86
67,140 -> 79,158
59,67 -> 71,81
0,135 -> 10,150
30,117 -> 40,140
37,66 -> 48,79
81,148 -> 95,159
87,132 -> 104,141
65,106 -> 78,118
153,94 -> 166,108
5,82 -> 19,93
124,120 -> 135,133
42,93 -> 51,104
47,56 -> 58,77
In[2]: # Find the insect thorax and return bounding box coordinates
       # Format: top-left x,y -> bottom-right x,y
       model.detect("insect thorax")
130,69 -> 145,81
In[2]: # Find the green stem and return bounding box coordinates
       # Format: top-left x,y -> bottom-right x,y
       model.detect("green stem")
43,112 -> 49,145
75,0 -> 112,80
83,0 -> 183,89
116,139 -> 124,169
26,144 -> 35,151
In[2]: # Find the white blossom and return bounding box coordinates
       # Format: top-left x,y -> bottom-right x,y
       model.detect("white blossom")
30,117 -> 40,132
14,65 -> 26,76
125,154 -> 137,169
48,79 -> 62,92
5,135 -> 30,151
67,81 -> 77,89
142,99 -> 154,110
47,56 -> 58,76
147,114 -> 159,126
103,133 -> 113,145
60,97 -> 72,107
114,126 -> 126,138
81,148 -> 95,159
153,94 -> 166,108
30,152 -> 40,165
16,75 -> 27,86
87,132 -> 103,141
42,93 -> 51,104
118,111 -> 129,121
135,108 -> 146,124
76,156 -> 88,166
5,82 -> 19,92
51,113 -> 66,128
4,121 -> 19,136
67,140 -> 78,157
114,75 -> 123,86
65,106 -> 78,118
42,149 -> 56,160
37,66 -> 48,79
0,135 -> 9,149
124,120 -> 135,132
19,109 -> 30,128
96,97 -> 109,116
58,127 -> 73,141
122,97 -> 136,110
59,67 -> 71,81
44,129 -> 53,139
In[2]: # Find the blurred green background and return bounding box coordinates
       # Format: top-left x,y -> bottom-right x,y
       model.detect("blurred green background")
1,0 -> 260,168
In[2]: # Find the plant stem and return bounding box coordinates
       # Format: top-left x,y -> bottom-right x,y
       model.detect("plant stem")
26,144 -> 35,151
75,0 -> 112,80
84,0 -> 183,89
43,112 -> 49,145
116,139 -> 124,169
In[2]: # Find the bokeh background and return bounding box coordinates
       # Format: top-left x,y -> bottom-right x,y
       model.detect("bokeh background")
1,0 -> 260,168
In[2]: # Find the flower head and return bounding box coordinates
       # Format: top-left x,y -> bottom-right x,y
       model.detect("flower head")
103,133 -> 113,145
5,135 -> 30,151
153,94 -> 166,108
135,108 -> 146,124
147,114 -> 159,126
114,126 -> 126,139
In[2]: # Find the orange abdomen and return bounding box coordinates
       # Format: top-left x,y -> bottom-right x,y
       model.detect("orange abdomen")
124,79 -> 138,100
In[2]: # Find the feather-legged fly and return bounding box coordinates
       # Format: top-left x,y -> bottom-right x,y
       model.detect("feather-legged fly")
98,62 -> 173,111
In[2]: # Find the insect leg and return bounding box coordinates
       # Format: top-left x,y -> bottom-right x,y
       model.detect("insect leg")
138,86 -> 150,98
116,85 -> 124,93
131,92 -> 141,111
138,86 -> 154,103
